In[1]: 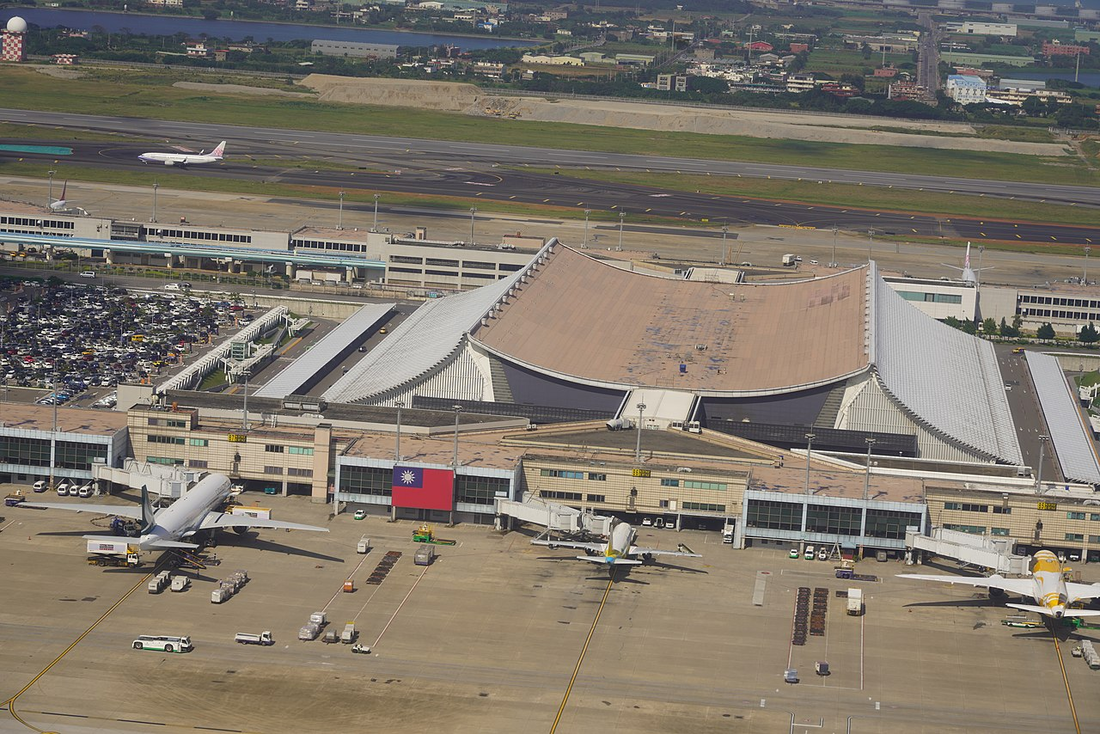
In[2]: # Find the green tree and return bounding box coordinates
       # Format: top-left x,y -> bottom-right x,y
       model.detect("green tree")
982,317 -> 998,334
1037,323 -> 1056,340
1081,322 -> 1100,344
1000,316 -> 1020,338
1021,95 -> 1045,117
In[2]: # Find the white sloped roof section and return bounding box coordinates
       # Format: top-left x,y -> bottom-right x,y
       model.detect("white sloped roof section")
322,255 -> 537,404
255,302 -> 395,399
873,269 -> 1022,464
1026,350 -> 1100,485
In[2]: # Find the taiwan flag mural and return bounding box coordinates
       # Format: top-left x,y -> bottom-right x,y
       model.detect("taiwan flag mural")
391,466 -> 455,511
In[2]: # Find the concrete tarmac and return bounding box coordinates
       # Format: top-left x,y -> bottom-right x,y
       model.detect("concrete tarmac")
1,488 -> 1097,733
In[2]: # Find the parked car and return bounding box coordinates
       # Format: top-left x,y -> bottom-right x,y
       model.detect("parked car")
784,669 -> 799,684
32,480 -> 47,493
789,548 -> 799,559
353,509 -> 366,520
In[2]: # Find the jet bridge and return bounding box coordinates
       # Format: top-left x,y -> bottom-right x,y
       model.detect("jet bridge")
906,526 -> 1031,575
495,496 -> 612,536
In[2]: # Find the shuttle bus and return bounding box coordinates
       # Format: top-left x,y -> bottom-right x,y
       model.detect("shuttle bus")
132,634 -> 192,653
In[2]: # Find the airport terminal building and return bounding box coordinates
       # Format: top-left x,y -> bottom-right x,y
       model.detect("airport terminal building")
5,240 -> 1100,559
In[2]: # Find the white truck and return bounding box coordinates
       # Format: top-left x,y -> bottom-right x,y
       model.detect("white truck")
782,253 -> 797,267
235,631 -> 274,646
357,536 -> 371,554
211,587 -> 232,604
170,575 -> 190,592
340,623 -> 357,644
847,588 -> 863,616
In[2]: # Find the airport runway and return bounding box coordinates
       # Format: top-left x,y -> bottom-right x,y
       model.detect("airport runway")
2,108 -> 1098,207
4,130 -> 1100,247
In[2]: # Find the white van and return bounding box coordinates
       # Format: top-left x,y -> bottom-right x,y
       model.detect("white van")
79,271 -> 96,278
164,283 -> 182,291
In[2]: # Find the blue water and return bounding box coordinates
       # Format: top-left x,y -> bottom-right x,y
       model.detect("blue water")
0,144 -> 73,154
2,8 -> 535,49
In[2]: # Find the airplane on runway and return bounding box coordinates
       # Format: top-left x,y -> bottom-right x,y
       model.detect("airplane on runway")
898,550 -> 1100,619
532,519 -> 700,575
139,141 -> 226,167
48,180 -> 68,211
21,473 -> 327,552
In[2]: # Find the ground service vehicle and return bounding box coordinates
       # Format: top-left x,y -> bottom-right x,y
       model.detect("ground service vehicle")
235,631 -> 274,646
815,661 -> 830,676
357,536 -> 371,554
782,254 -> 797,267
299,623 -> 321,641
784,669 -> 799,684
847,588 -> 863,616
170,576 -> 190,592
804,545 -> 815,560
133,635 -> 192,653
414,545 -> 435,566
341,623 -> 357,644
148,571 -> 171,593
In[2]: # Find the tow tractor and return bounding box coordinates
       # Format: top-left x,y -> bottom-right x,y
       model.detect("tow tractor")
412,523 -> 456,546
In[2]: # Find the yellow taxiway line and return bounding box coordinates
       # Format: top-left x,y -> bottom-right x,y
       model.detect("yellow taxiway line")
1051,627 -> 1080,734
550,576 -> 614,734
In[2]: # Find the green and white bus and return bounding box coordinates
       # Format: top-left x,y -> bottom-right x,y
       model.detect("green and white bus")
132,635 -> 192,653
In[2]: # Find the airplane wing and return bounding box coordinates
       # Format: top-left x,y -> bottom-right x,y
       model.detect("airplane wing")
1067,582 -> 1100,602
195,511 -> 329,533
531,539 -> 607,554
629,545 -> 702,558
897,573 -> 1034,596
576,556 -> 642,565
20,502 -> 143,520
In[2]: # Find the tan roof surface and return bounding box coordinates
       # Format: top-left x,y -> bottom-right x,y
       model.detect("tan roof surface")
0,403 -> 128,435
474,246 -> 869,392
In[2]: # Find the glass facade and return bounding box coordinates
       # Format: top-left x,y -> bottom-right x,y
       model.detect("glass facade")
457,475 -> 508,505
0,435 -> 109,470
865,509 -> 923,540
746,499 -> 802,531
806,504 -> 862,536
340,465 -> 393,497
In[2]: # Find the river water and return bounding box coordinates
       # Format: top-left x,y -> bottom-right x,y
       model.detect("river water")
2,7 -> 535,49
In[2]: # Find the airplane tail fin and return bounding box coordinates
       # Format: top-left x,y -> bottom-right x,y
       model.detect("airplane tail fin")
140,485 -> 156,534
964,241 -> 971,270
211,141 -> 226,159
58,180 -> 67,202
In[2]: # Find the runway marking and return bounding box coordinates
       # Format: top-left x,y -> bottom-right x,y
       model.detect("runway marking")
550,577 -> 614,734
1050,627 -> 1080,734
5,570 -> 153,733
371,565 -> 428,649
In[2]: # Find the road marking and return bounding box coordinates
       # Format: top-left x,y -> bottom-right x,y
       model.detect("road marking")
372,565 -> 428,649
550,577 -> 613,734
5,570 -> 154,733
1051,627 -> 1080,734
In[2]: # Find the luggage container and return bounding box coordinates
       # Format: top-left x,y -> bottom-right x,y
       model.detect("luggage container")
170,576 -> 190,592
357,536 -> 371,554
299,623 -> 321,641
341,623 -> 357,644
211,587 -> 232,604
343,579 -> 355,593
310,611 -> 327,626
414,545 -> 435,566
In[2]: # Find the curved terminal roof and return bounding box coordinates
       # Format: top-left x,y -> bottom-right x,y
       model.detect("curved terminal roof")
471,246 -> 869,393
322,249 -> 540,404
872,269 -> 1022,464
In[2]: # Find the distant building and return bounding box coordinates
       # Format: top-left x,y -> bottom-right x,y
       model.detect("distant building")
615,53 -> 655,66
888,80 -> 926,101
521,53 -> 583,66
873,66 -> 898,78
789,42 -> 809,53
656,73 -> 687,92
311,40 -> 399,59
785,73 -> 816,93
946,74 -> 988,104
747,41 -> 773,52
945,21 -> 1017,37
1043,41 -> 1089,57
2,16 -> 27,63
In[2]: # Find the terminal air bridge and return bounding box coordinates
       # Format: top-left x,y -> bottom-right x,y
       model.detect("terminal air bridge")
906,526 -> 1031,575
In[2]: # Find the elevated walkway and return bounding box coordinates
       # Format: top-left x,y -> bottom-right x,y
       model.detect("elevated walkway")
495,496 -> 612,536
906,526 -> 1030,575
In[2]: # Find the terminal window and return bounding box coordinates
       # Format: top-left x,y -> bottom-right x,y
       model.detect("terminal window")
991,527 -> 1010,536
747,499 -> 801,531
457,475 -> 509,505
541,490 -> 582,501
264,466 -> 284,475
660,478 -> 680,487
806,504 -> 861,536
340,465 -> 392,497
189,459 -> 208,469
1066,533 -> 1085,542
943,523 -> 985,534
587,473 -> 606,481
683,480 -> 726,491
586,494 -> 606,503
1068,511 -> 1087,520
683,501 -> 725,512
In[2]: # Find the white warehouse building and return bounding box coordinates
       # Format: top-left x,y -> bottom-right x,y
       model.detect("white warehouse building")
946,74 -> 988,105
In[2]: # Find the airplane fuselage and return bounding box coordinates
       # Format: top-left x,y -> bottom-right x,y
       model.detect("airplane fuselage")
604,521 -> 635,560
138,153 -> 218,167
1030,550 -> 1070,617
145,474 -> 232,546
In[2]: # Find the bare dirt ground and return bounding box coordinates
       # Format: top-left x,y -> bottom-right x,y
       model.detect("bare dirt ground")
173,81 -> 314,97
300,74 -> 1070,157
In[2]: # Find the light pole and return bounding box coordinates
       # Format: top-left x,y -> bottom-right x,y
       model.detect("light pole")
862,437 -> 877,501
634,402 -> 647,463
1036,435 -> 1048,493
47,170 -> 56,209
372,193 -> 380,231
804,432 -> 816,496
338,191 -> 345,230
1086,246 -> 1091,285
450,403 -> 462,526
49,372 -> 58,492
830,225 -> 838,268
720,225 -> 728,266
617,211 -> 625,251
583,208 -> 591,249
394,400 -> 404,462
152,181 -> 159,223
469,207 -> 477,245
868,228 -> 874,262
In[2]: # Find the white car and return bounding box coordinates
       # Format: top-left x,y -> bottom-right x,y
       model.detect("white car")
32,480 -> 47,493
78,483 -> 94,498
56,481 -> 70,496
641,518 -> 653,527
79,271 -> 96,278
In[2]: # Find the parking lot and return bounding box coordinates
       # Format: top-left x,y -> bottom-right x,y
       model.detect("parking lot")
0,278 -> 262,402
1,491 -> 1098,734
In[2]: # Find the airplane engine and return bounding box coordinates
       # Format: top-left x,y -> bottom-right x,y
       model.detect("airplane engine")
233,526 -> 248,535
989,587 -> 1006,598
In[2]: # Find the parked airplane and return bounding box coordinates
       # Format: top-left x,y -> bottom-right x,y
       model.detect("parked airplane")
48,180 -> 68,211
941,242 -> 989,285
22,473 -> 327,552
898,550 -> 1100,619
532,519 -> 700,575
139,141 -> 226,167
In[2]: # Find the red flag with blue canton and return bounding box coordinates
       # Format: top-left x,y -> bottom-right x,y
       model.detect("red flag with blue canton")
392,466 -> 454,511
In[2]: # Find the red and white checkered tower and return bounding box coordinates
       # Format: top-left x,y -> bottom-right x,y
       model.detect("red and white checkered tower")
2,17 -> 28,63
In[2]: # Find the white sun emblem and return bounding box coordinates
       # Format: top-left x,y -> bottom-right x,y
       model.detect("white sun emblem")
400,470 -> 417,485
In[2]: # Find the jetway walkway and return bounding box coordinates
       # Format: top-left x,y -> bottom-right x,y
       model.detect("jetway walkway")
495,496 -> 612,536
906,526 -> 1031,575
